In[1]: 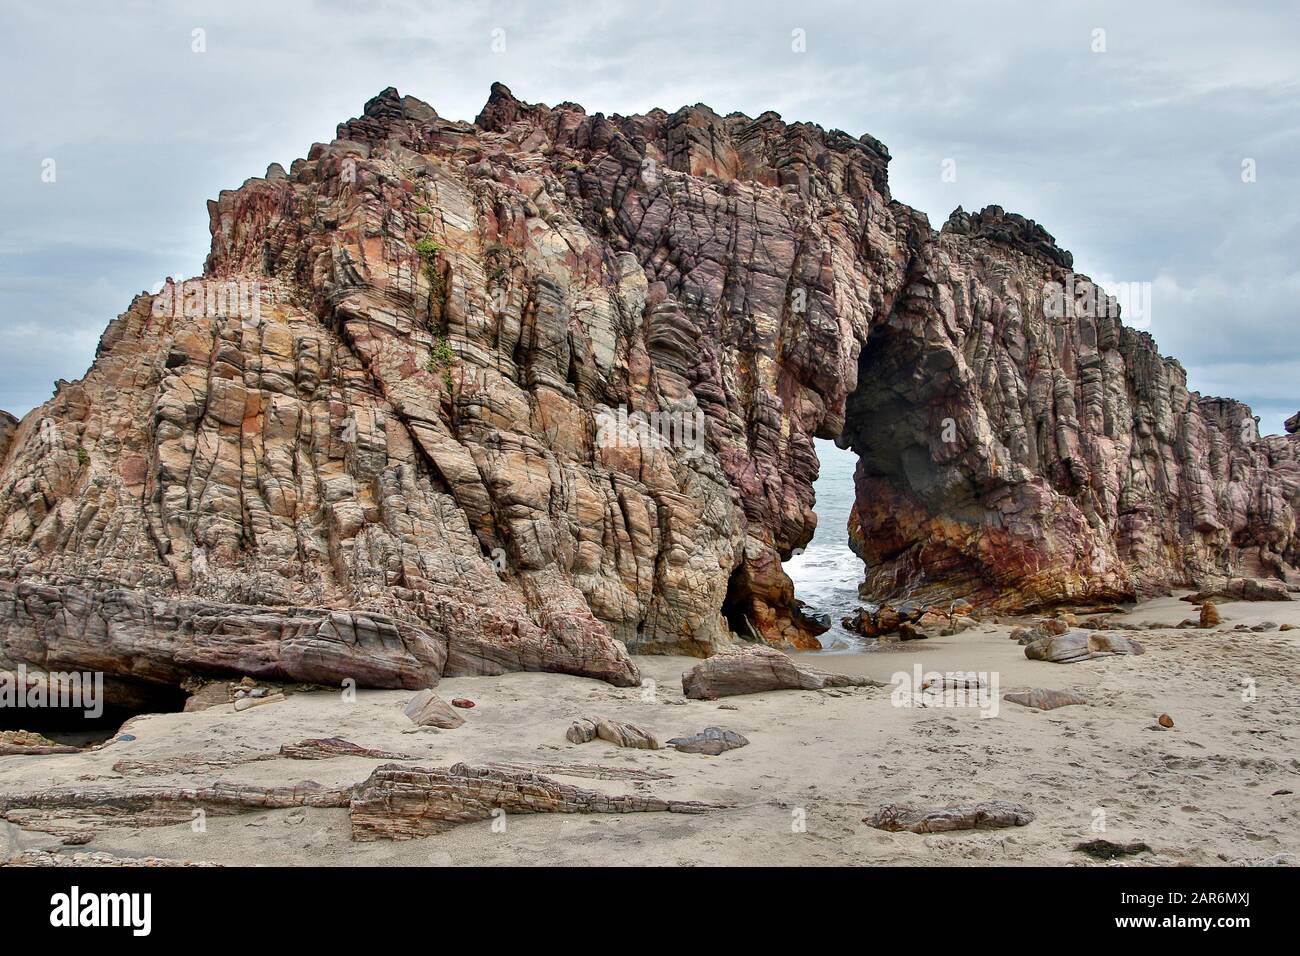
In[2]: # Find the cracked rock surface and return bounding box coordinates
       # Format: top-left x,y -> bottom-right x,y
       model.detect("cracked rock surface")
1,83 -> 1297,702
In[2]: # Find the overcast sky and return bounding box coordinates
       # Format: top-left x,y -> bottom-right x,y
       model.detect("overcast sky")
1,0 -> 1296,431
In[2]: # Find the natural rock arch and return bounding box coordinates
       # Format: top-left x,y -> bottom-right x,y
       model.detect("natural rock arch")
0,85 -> 1296,706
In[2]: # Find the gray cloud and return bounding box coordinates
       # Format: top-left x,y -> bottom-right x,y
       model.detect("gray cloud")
1,0 -> 1295,430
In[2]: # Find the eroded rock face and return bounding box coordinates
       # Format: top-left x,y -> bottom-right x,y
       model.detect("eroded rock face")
2,581 -> 447,692
846,219 -> 1300,611
0,83 -> 1296,698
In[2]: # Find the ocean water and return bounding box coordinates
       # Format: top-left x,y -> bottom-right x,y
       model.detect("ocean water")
785,438 -> 868,651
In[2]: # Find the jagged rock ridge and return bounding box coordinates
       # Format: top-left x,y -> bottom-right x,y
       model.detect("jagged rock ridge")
1,84 -> 1296,705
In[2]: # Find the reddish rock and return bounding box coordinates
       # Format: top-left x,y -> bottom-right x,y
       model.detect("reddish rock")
0,84 -> 1296,705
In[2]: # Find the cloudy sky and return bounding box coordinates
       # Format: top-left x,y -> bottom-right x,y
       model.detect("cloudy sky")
2,0 -> 1296,431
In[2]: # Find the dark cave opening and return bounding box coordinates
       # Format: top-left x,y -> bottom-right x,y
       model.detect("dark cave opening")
721,565 -> 761,641
1,680 -> 191,747
843,322 -> 936,491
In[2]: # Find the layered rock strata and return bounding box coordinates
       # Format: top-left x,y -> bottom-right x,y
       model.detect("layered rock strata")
1,83 -> 1296,704
348,762 -> 722,840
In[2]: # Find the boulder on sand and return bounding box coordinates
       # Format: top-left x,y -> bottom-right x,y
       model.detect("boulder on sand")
681,644 -> 876,700
667,727 -> 749,755
594,718 -> 660,749
1024,630 -> 1144,664
1181,579 -> 1291,603
566,717 -> 660,749
403,690 -> 465,729
1002,688 -> 1088,711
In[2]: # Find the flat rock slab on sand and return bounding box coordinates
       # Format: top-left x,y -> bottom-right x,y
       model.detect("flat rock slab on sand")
667,727 -> 749,755
349,763 -> 723,841
682,644 -> 877,699
0,730 -> 80,756
865,801 -> 1035,833
1024,630 -> 1144,664
1002,688 -> 1089,711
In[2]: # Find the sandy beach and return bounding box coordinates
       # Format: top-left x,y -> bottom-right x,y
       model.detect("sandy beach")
3,592 -> 1297,867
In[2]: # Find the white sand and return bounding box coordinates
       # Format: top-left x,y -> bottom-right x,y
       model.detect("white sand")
2,592 -> 1298,866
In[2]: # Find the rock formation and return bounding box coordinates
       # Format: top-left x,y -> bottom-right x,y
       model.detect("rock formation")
1,83 -> 1297,708
348,762 -> 722,840
403,689 -> 465,728
681,643 -> 874,699
1181,578 -> 1292,603
565,716 -> 661,749
864,800 -> 1035,833
1001,688 -> 1088,711
0,411 -> 16,465
1198,601 -> 1220,629
0,729 -> 81,756
1023,630 -> 1145,664
667,726 -> 749,755
0,781 -> 350,837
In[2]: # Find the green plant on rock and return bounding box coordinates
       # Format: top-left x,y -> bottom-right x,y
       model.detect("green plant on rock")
428,333 -> 454,369
427,334 -> 456,393
76,447 -> 90,468
414,236 -> 441,262
414,235 -> 447,320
